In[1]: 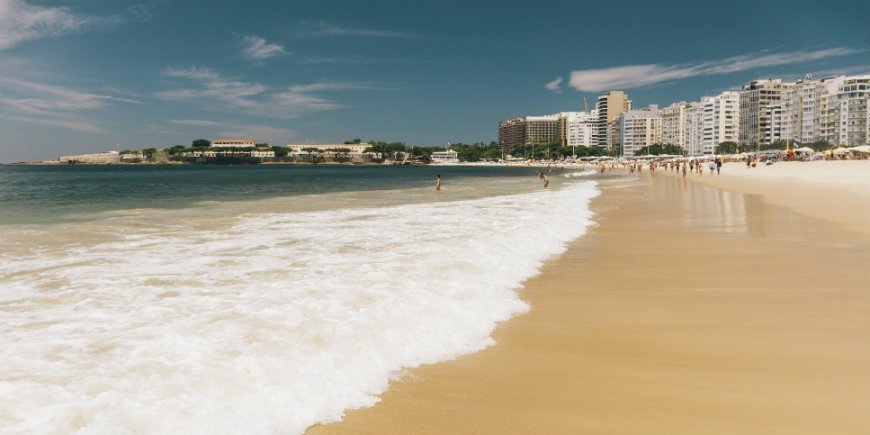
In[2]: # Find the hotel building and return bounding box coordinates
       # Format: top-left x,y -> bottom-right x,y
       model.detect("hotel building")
212,139 -> 256,148
684,103 -> 705,156
701,91 -> 740,154
498,117 -> 526,150
660,102 -> 687,149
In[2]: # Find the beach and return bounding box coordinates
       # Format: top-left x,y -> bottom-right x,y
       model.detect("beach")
311,163 -> 870,434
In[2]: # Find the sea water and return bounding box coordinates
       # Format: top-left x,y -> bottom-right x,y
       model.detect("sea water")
0,165 -> 598,434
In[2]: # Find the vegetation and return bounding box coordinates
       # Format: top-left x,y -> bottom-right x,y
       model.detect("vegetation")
715,140 -> 835,154
633,143 -> 685,156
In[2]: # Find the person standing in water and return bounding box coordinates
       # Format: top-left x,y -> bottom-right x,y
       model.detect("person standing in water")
542,173 -> 549,188
435,174 -> 441,191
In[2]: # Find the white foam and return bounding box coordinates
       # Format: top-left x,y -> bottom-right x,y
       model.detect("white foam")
0,182 -> 599,434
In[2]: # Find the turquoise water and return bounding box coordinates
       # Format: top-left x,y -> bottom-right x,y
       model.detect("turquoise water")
0,165 -> 548,224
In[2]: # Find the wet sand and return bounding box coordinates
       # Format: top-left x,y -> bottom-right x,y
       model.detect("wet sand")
309,172 -> 870,434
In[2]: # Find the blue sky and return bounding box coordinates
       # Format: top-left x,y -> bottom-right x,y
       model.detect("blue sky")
0,0 -> 867,162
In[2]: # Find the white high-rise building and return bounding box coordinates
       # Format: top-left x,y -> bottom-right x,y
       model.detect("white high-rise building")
780,75 -> 847,144
557,111 -> 598,147
684,103 -> 705,156
701,91 -> 740,154
828,75 -> 870,146
619,105 -> 662,157
661,102 -> 687,149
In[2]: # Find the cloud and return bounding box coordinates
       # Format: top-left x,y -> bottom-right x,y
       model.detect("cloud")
156,66 -> 384,118
241,35 -> 287,60
0,0 -> 121,50
567,47 -> 864,92
0,76 -> 140,133
545,76 -> 562,93
0,114 -> 104,133
296,21 -> 419,38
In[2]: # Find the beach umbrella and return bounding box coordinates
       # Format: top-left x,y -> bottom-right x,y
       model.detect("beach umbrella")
848,145 -> 870,153
796,147 -> 814,154
832,147 -> 849,155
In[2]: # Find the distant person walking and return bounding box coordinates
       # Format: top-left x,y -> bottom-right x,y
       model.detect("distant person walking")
682,162 -> 687,178
542,173 -> 549,188
435,174 -> 441,191
715,158 -> 722,175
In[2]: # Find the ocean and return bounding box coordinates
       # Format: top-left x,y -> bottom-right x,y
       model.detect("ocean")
0,165 -> 598,434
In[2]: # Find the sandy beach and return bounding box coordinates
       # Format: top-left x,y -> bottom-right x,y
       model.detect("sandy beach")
310,166 -> 870,434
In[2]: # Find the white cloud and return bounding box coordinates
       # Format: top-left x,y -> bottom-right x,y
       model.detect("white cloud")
0,76 -> 140,133
155,66 -> 385,118
297,21 -> 419,38
545,76 -> 562,93
567,47 -> 863,92
0,0 -> 121,50
241,35 -> 287,60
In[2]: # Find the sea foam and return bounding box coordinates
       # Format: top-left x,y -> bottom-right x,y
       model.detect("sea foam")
0,181 -> 599,434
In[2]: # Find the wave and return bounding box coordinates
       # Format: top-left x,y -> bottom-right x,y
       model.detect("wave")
0,181 -> 599,434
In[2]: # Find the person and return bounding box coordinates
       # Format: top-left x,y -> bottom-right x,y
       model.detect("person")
746,155 -> 751,168
629,164 -> 634,174
435,174 -> 441,191
708,160 -> 716,174
690,160 -> 695,172
542,173 -> 549,188
715,158 -> 722,175
698,161 -> 703,176
682,162 -> 687,178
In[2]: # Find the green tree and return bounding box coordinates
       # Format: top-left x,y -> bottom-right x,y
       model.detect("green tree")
141,148 -> 158,158
343,138 -> 362,144
634,143 -> 685,156
332,147 -> 352,162
715,141 -> 740,154
191,139 -> 211,149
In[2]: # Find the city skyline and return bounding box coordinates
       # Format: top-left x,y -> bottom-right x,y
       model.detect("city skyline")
1,0 -> 868,162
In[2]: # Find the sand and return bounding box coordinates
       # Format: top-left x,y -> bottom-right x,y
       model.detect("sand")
309,171 -> 870,434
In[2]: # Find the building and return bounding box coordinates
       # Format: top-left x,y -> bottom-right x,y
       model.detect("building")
684,103 -> 705,156
660,102 -> 687,149
701,91 -> 740,154
524,115 -> 561,145
286,143 -> 371,155
430,150 -> 459,163
595,91 -> 632,150
557,111 -> 598,147
739,79 -> 791,146
498,117 -> 526,150
618,105 -> 662,157
59,151 -> 121,164
828,75 -> 870,146
212,139 -> 256,148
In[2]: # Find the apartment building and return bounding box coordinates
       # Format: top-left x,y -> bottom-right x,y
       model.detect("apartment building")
739,79 -> 791,145
619,105 -> 662,157
595,91 -> 631,150
558,111 -> 598,147
701,91 -> 740,154
661,102 -> 687,149
829,75 -> 870,146
498,117 -> 526,150
684,103 -> 705,156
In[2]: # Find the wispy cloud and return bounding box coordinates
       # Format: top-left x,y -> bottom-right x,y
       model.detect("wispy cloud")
0,75 -> 140,132
545,76 -> 562,93
156,66 -> 385,118
241,35 -> 287,60
296,21 -> 419,38
0,114 -> 104,133
0,0 -> 122,50
567,47 -> 864,92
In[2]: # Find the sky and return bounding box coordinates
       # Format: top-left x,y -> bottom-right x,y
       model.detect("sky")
0,0 -> 868,162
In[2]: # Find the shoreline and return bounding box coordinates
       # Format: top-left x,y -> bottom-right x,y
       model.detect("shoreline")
309,171 -> 870,434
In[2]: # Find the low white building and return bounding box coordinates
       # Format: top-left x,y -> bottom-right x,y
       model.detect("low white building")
59,151 -> 121,164
212,139 -> 256,148
430,150 -> 459,163
619,105 -> 662,157
286,143 -> 371,155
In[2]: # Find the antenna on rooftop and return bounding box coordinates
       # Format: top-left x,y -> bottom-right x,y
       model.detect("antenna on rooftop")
584,97 -> 589,112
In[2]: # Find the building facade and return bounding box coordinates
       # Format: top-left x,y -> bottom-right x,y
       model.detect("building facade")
523,115 -> 562,145
829,75 -> 870,146
684,103 -> 705,156
498,117 -> 526,150
619,105 -> 662,157
212,139 -> 256,148
739,79 -> 790,146
558,111 -> 598,147
701,91 -> 740,154
661,102 -> 687,149
595,91 -> 631,150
